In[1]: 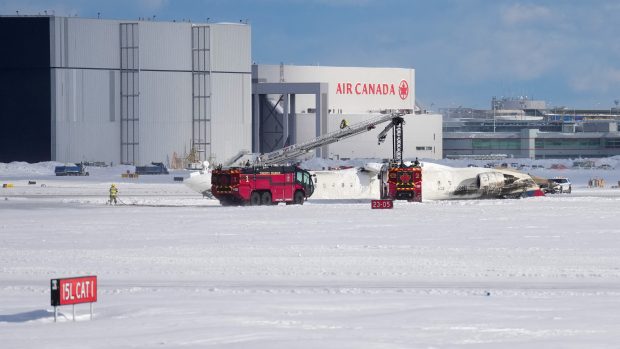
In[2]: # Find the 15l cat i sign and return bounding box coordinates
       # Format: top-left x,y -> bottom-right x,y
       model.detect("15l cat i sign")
51,275 -> 97,306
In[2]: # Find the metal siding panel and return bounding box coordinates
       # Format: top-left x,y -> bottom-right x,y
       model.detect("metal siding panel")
54,69 -> 120,163
65,18 -> 120,69
50,19 -> 250,164
211,24 -> 251,73
210,73 -> 251,163
109,71 -> 116,121
140,22 -> 192,71
139,71 -> 192,164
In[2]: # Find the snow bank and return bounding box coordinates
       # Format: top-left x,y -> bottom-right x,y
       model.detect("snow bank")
0,161 -> 61,176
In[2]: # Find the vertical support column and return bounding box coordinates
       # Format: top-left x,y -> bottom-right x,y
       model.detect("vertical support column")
521,128 -> 538,159
54,306 -> 57,322
290,94 -> 296,145
282,94 -> 289,147
320,92 -> 329,159
252,93 -> 260,152
315,92 -> 322,158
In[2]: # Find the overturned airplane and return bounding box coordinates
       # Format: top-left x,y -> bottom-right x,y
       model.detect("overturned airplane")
310,161 -> 542,201
184,112 -> 543,201
184,161 -> 543,201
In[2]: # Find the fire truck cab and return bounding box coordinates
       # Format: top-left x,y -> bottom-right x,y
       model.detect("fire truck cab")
379,162 -> 422,202
211,165 -> 314,206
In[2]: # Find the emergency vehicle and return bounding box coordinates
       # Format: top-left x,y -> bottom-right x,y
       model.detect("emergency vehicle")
376,116 -> 423,202
379,163 -> 422,202
211,165 -> 314,206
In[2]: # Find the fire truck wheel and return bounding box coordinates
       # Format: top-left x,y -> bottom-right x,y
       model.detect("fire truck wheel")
293,190 -> 305,205
261,192 -> 272,205
250,192 -> 261,206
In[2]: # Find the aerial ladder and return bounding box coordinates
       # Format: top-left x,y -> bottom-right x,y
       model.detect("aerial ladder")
376,115 -> 405,166
253,112 -> 406,166
376,115 -> 423,201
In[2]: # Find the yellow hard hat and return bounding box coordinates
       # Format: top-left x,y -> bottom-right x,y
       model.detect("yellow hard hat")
111,184 -> 116,187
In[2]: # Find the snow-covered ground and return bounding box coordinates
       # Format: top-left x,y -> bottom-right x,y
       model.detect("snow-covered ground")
2,160 -> 620,348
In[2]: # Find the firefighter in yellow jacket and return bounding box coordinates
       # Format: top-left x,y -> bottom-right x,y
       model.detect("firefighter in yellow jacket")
109,184 -> 119,205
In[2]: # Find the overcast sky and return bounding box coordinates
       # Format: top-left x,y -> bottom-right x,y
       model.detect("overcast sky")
3,0 -> 620,110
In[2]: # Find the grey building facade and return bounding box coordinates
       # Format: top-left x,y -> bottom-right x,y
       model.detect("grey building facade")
444,125 -> 620,159
1,16 -> 251,165
441,97 -> 620,159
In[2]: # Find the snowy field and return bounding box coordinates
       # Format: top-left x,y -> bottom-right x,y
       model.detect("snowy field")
2,160 -> 620,348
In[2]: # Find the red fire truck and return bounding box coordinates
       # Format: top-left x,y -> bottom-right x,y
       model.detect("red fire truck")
376,116 -> 423,202
211,165 -> 315,206
379,163 -> 422,202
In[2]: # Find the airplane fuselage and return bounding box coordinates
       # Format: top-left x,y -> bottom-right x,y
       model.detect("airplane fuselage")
184,162 -> 542,201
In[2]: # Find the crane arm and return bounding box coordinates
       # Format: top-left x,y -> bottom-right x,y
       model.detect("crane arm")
376,116 -> 405,165
257,112 -> 405,165
377,120 -> 395,145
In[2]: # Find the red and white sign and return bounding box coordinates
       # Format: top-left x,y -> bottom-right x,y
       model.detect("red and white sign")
371,199 -> 394,209
51,276 -> 97,306
398,80 -> 409,100
336,80 -> 410,100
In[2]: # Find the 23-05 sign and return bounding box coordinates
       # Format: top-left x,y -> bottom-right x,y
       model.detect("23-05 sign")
51,276 -> 97,306
371,199 -> 393,209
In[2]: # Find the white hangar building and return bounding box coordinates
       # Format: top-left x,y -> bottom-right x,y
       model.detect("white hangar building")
252,64 -> 442,161
0,15 -> 251,165
1,15 -> 441,165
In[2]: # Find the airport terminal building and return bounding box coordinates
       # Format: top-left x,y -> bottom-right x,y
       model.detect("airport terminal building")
442,99 -> 620,159
0,15 -> 442,165
444,127 -> 620,159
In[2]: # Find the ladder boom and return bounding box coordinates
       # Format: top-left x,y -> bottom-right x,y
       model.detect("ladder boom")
257,112 -> 405,165
376,116 -> 405,165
